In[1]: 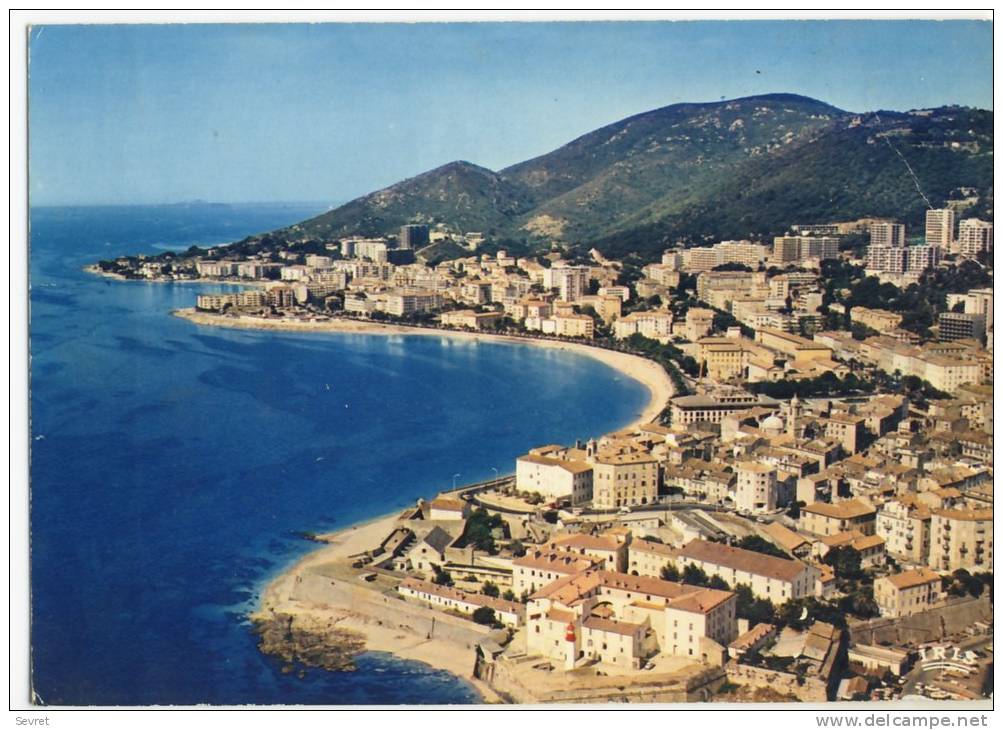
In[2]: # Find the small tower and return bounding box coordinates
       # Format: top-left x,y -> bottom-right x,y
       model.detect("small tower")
564,621 -> 577,671
586,438 -> 597,460
787,394 -> 802,438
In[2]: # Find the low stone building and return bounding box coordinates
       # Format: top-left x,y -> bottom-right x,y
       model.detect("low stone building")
397,578 -> 524,627
428,496 -> 472,521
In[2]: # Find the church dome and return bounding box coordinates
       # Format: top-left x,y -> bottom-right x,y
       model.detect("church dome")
761,414 -> 784,433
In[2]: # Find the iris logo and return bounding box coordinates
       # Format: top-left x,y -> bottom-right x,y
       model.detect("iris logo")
917,645 -> 979,674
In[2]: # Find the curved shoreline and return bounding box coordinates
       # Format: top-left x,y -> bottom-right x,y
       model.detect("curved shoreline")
82,265 -> 267,287
252,510 -> 504,702
173,307 -> 675,703
173,308 -> 674,431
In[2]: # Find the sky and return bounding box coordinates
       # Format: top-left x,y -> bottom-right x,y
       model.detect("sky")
27,19 -> 993,206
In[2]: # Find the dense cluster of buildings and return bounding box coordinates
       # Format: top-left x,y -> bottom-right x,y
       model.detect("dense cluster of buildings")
864,209 -> 993,286
195,211 -> 992,703
366,349 -> 991,694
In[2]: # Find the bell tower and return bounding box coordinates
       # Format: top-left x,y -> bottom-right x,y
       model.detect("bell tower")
787,394 -> 802,438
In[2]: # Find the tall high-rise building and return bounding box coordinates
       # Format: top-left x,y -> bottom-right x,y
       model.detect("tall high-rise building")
906,245 -> 940,273
957,219 -> 994,257
772,236 -> 801,264
545,265 -> 590,303
925,209 -> 956,249
771,236 -> 838,263
869,222 -> 906,247
800,236 -> 841,261
947,288 -> 994,330
938,312 -> 986,343
866,245 -> 907,274
398,224 -> 430,250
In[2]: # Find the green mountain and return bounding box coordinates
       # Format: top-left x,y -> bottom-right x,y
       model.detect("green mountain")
502,93 -> 844,239
266,94 -> 993,262
284,160 -> 535,240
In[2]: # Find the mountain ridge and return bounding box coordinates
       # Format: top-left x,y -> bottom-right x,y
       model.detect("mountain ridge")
263,93 -> 992,261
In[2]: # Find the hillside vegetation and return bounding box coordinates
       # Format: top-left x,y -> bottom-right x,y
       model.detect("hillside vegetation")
251,94 -> 993,264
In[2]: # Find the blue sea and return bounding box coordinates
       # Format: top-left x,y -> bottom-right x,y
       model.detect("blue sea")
27,203 -> 650,706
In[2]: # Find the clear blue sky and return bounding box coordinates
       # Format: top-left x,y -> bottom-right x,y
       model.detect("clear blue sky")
28,20 -> 992,206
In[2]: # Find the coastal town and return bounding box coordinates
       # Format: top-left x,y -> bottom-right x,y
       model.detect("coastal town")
95,206 -> 995,704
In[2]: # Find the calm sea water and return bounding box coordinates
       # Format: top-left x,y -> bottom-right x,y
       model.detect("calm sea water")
28,203 -> 649,706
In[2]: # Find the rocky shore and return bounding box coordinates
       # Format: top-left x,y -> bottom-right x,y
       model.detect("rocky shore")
251,610 -> 367,675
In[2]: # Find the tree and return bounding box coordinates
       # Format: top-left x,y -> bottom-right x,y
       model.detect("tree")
776,597 -> 847,629
823,546 -> 864,581
661,564 -> 681,582
472,607 -> 497,626
735,584 -> 775,626
736,535 -> 792,561
433,569 -> 453,587
945,569 -> 990,599
682,564 -> 709,587
462,508 -> 506,554
838,588 -> 879,619
509,539 -> 527,558
708,575 -> 730,591
481,581 -> 500,598
502,589 -> 516,602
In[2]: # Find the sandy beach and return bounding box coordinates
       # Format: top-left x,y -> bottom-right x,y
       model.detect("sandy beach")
185,307 -> 675,701
254,511 -> 504,702
175,308 -> 674,430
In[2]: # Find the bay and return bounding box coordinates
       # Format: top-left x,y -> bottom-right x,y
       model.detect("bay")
27,203 -> 649,705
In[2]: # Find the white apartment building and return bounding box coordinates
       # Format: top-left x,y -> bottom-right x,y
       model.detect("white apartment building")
929,507 -> 993,572
946,288 -> 994,329
866,245 -> 907,274
597,285 -> 631,302
613,310 -> 674,340
353,238 -> 390,262
382,289 -> 444,317
772,236 -> 840,263
906,245 -> 940,273
925,208 -> 956,248
957,219 -> 993,257
545,265 -> 590,303
516,453 -> 593,505
735,462 -> 779,513
195,260 -> 239,277
869,222 -> 906,247
876,498 -> 931,565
